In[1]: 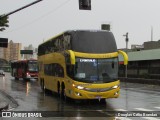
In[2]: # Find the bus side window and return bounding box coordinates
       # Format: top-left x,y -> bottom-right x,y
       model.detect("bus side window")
51,64 -> 64,77
59,65 -> 64,77
56,64 -> 64,77
63,34 -> 71,50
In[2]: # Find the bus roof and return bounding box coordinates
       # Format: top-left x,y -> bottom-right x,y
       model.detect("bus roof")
38,30 -> 117,54
38,30 -> 111,47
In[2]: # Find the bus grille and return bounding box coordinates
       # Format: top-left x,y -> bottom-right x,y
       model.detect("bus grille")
84,87 -> 114,92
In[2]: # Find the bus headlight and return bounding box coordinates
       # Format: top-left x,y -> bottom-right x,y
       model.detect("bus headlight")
112,85 -> 119,89
72,84 -> 84,90
77,86 -> 84,90
75,92 -> 82,96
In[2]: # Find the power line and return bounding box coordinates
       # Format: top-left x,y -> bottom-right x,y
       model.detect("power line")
1,0 -> 72,34
0,0 -> 43,19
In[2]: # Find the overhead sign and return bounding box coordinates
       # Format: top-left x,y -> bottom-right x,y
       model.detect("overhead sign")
20,50 -> 33,54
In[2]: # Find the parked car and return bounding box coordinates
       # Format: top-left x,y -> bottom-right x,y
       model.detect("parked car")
0,70 -> 5,76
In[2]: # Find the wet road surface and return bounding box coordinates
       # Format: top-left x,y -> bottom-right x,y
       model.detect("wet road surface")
0,72 -> 160,120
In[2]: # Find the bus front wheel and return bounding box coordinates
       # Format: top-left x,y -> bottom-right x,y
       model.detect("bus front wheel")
61,83 -> 66,100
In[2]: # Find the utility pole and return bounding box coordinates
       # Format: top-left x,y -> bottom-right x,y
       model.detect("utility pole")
151,26 -> 153,41
123,32 -> 129,78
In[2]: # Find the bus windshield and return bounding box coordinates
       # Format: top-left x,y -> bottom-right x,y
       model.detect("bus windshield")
74,58 -> 118,83
28,61 -> 38,72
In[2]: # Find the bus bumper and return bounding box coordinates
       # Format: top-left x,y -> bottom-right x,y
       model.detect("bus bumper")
66,81 -> 120,100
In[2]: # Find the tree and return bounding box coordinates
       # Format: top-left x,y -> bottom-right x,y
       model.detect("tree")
0,15 -> 9,31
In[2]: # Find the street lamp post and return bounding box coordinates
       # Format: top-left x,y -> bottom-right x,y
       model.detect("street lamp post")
123,32 -> 129,78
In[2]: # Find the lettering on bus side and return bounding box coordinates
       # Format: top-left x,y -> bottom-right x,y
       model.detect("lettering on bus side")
80,59 -> 96,62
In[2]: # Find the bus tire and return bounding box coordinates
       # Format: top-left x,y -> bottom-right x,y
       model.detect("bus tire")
57,82 -> 60,97
41,79 -> 45,92
61,82 -> 66,100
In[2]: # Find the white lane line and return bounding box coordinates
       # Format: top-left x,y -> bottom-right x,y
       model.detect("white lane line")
115,117 -> 133,120
142,117 -> 160,120
134,108 -> 153,111
115,109 -> 128,111
154,107 -> 160,110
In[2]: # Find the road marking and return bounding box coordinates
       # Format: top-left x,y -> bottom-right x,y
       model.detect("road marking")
115,117 -> 132,120
115,109 -> 127,111
154,107 -> 160,110
142,117 -> 160,120
134,108 -> 153,111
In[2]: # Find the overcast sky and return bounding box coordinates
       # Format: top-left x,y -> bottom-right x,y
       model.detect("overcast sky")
0,0 -> 160,49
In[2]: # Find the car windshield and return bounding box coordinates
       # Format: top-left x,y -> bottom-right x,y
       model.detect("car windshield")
73,58 -> 118,83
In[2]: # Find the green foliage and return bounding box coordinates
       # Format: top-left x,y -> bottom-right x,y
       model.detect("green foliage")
0,15 -> 9,31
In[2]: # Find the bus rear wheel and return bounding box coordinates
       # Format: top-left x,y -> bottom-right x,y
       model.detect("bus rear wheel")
41,79 -> 45,92
57,82 -> 60,97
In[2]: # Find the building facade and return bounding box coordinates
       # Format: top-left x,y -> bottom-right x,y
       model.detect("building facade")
119,49 -> 160,79
23,44 -> 37,59
0,40 -> 22,62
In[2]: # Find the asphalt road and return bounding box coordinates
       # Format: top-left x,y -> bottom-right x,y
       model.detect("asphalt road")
0,72 -> 160,120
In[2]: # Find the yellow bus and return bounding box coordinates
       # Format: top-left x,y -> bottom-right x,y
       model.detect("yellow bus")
38,30 -> 128,100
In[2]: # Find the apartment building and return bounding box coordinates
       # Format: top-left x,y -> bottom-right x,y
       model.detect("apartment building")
0,40 -> 22,61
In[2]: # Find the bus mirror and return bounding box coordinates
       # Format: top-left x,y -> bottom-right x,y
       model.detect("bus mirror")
118,50 -> 128,65
68,50 -> 75,65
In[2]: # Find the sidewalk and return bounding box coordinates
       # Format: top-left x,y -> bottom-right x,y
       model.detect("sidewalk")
0,90 -> 9,111
0,88 -> 19,111
0,101 -> 9,111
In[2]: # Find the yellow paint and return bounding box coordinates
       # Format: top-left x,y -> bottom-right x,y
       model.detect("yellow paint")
68,50 -> 119,65
118,50 -> 128,65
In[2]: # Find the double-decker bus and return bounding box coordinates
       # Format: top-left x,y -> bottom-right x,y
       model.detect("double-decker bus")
11,59 -> 38,80
38,30 -> 128,100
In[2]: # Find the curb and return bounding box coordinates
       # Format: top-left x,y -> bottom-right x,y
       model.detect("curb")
0,101 -> 9,111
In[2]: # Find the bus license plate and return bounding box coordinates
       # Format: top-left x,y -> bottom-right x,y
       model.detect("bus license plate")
95,95 -> 101,99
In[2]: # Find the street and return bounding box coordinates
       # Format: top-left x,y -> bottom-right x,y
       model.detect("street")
0,72 -> 160,120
